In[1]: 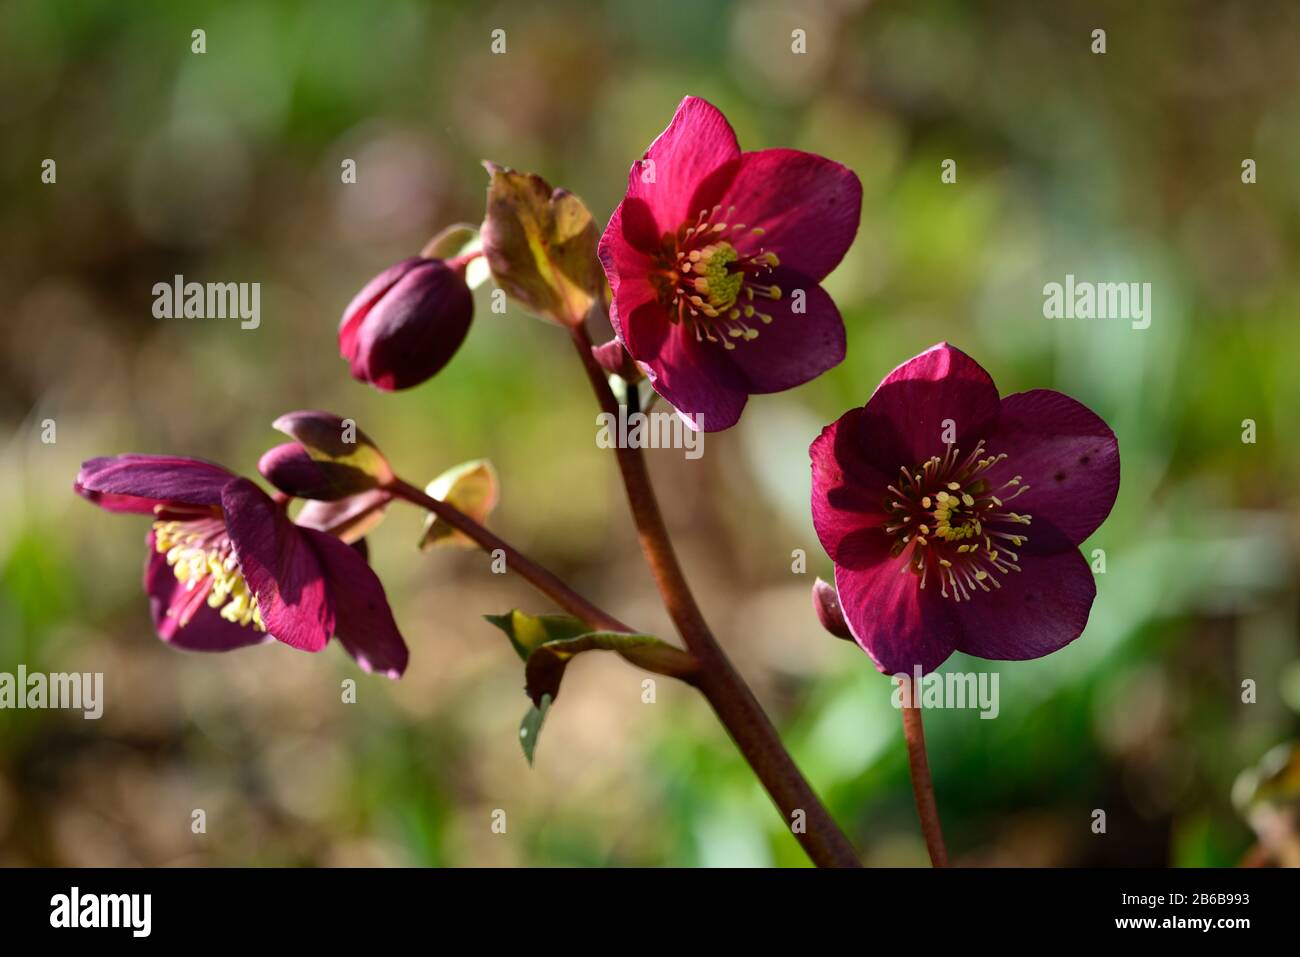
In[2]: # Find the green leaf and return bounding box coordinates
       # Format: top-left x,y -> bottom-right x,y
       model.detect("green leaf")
483,610 -> 589,662
480,162 -> 604,327
486,610 -> 697,765
523,631 -> 697,707
518,694 -> 552,766
419,459 -> 500,550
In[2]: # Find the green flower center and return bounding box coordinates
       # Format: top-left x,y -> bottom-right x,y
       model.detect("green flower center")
688,242 -> 744,312
656,206 -> 783,350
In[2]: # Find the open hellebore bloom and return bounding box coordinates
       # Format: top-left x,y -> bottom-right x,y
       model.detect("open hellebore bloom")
339,256 -> 474,391
810,343 -> 1119,675
74,455 -> 409,677
599,96 -> 862,431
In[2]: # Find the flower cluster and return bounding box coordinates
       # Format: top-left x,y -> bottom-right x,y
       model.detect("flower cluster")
77,95 -> 1118,693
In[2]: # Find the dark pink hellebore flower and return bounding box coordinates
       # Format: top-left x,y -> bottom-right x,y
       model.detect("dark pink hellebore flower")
599,96 -> 862,431
75,455 -> 408,677
810,344 -> 1120,675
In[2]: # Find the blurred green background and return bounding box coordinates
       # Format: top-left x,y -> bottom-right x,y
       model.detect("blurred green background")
2,0 -> 1299,867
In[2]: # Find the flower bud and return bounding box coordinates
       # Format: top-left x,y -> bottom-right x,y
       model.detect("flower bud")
812,577 -> 853,642
339,257 -> 473,391
592,337 -> 643,382
258,442 -> 378,501
271,411 -> 392,486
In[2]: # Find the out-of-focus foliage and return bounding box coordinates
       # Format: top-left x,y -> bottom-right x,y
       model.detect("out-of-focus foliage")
1,0 -> 1298,866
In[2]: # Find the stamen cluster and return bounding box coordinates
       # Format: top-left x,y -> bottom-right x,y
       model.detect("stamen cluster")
883,441 -> 1032,602
154,514 -> 264,630
659,204 -> 782,348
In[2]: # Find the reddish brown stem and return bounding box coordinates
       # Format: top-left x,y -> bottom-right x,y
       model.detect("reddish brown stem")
387,477 -> 630,635
901,680 -> 950,867
570,323 -> 861,868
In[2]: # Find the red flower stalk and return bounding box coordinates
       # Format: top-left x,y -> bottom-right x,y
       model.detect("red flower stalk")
810,344 -> 1120,674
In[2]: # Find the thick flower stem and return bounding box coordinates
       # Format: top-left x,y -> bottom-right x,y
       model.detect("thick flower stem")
570,323 -> 861,869
387,478 -> 631,635
900,682 -> 951,867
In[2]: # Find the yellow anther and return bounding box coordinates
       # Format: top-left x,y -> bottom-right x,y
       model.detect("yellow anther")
152,520 -> 265,633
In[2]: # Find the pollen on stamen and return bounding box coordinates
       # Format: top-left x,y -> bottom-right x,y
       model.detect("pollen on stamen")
153,520 -> 265,631
660,208 -> 782,347
880,442 -> 1033,602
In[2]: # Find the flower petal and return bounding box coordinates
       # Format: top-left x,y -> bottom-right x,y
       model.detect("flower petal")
643,325 -> 749,432
810,411 -> 891,564
952,548 -> 1096,661
294,489 -> 391,544
833,531 -> 961,675
143,532 -> 268,651
600,196 -> 663,261
984,389 -> 1120,547
706,148 -> 862,281
338,257 -> 423,366
221,479 -> 332,653
300,527 -> 409,678
609,289 -> 672,364
75,455 -> 237,513
858,343 -> 1002,473
599,195 -> 672,364
625,95 -> 741,232
722,272 -> 845,393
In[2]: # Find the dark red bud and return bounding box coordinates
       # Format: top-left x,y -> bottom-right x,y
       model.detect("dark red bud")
257,442 -> 378,501
592,337 -> 643,382
339,257 -> 473,391
812,577 -> 854,642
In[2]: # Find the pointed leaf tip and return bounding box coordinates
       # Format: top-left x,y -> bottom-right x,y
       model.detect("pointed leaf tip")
519,694 -> 552,766
419,460 -> 500,550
